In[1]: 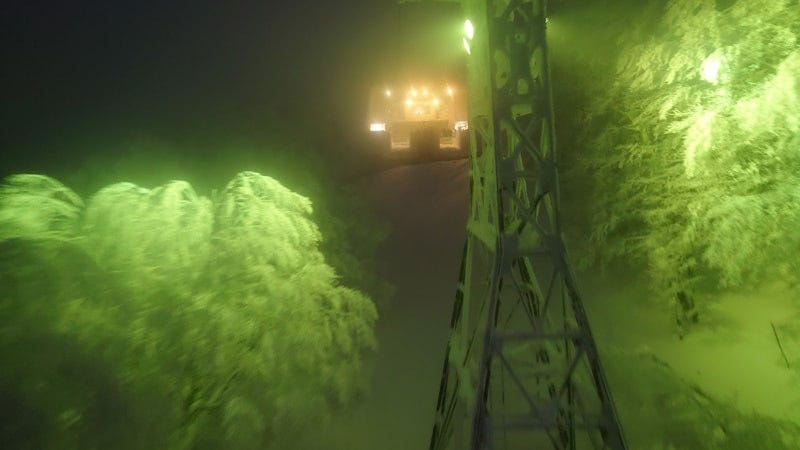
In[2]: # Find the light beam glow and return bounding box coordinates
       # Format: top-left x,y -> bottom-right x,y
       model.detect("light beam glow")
700,53 -> 722,84
464,20 -> 474,40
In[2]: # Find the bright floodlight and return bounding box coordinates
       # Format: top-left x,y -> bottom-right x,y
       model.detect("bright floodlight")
701,54 -> 721,84
370,122 -> 386,132
405,98 -> 414,107
385,89 -> 392,98
464,19 -> 475,40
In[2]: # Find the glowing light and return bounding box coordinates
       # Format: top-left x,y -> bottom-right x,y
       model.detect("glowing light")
464,20 -> 474,40
446,86 -> 454,96
700,53 -> 722,84
463,37 -> 471,55
410,88 -> 418,97
422,88 -> 429,97
433,98 -> 440,107
384,89 -> 392,98
405,98 -> 414,107
455,120 -> 469,131
370,122 -> 386,132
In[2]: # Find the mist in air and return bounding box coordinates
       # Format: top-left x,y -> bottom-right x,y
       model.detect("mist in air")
2,0 -> 800,449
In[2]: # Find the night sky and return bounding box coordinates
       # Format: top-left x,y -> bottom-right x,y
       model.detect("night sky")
1,0 -> 401,180
0,0 -> 626,183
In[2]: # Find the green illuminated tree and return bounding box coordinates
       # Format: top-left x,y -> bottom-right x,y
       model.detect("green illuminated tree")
0,172 -> 377,449
579,0 -> 800,331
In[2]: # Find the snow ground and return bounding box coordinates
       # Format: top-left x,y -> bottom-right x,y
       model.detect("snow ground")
297,158 -> 470,450
580,270 -> 800,418
303,158 -> 800,449
580,269 -> 800,448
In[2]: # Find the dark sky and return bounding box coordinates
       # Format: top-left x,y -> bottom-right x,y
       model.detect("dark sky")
0,0 -> 625,179
0,0 -> 399,175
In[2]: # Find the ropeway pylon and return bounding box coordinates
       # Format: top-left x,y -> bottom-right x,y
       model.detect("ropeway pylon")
429,1 -> 627,448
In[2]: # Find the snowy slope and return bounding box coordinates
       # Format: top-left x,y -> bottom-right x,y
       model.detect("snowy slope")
579,268 -> 800,448
299,157 -> 800,449
298,158 -> 470,450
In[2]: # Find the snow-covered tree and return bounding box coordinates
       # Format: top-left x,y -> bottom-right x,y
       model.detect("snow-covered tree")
579,0 -> 800,330
0,172 -> 377,449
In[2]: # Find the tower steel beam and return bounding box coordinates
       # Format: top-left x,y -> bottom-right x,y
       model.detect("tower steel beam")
429,1 -> 627,449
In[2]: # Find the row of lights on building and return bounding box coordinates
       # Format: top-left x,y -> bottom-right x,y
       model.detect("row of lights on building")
384,86 -> 455,108
384,86 -> 455,98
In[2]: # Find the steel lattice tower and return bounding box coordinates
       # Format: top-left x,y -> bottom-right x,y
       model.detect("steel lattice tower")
429,1 -> 627,448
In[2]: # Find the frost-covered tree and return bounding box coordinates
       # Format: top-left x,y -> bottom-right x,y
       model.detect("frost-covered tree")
579,0 -> 800,330
0,174 -> 84,241
0,172 -> 377,449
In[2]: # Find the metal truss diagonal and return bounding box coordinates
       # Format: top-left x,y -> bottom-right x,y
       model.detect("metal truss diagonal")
430,1 -> 627,449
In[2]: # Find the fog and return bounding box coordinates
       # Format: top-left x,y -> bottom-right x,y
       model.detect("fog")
2,0 -> 800,449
